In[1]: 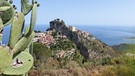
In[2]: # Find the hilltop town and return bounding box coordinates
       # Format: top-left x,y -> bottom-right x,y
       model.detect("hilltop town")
33,19 -> 90,47
33,19 -> 87,59
33,19 -> 116,62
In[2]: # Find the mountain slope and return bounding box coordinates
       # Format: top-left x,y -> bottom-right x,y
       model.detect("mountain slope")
48,19 -> 115,62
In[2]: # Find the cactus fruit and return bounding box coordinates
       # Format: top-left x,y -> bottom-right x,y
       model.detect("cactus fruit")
3,51 -> 33,75
32,0 -> 35,4
9,0 -> 13,4
0,0 -> 39,75
0,46 -> 13,74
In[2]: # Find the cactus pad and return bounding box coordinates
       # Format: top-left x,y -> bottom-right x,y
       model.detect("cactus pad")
8,12 -> 24,49
27,3 -> 37,35
0,19 -> 3,41
0,0 -> 5,5
21,0 -> 32,15
0,1 -> 15,26
0,19 -> 3,30
12,31 -> 35,54
0,46 -> 13,74
0,6 -> 11,11
3,51 -> 34,75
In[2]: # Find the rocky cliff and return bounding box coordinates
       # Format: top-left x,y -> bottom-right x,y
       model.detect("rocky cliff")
48,19 -> 115,62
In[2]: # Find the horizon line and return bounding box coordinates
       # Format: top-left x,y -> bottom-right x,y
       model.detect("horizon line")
34,24 -> 135,26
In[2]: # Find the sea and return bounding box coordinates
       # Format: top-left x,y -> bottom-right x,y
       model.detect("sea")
2,24 -> 135,46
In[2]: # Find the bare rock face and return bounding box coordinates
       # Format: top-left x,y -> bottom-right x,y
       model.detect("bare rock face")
49,19 -> 115,62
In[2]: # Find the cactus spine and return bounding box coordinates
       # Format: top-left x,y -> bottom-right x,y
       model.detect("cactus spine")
0,0 -> 39,75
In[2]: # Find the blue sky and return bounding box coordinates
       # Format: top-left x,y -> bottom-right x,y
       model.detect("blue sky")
13,0 -> 135,26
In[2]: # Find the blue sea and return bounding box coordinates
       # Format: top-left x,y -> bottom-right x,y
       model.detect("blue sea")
2,25 -> 135,46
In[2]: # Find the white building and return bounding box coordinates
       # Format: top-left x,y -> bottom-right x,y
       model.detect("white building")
69,26 -> 77,32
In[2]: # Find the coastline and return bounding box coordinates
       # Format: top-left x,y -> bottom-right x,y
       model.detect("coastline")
2,25 -> 135,46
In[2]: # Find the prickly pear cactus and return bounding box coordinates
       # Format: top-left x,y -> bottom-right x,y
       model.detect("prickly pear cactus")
0,46 -> 13,74
0,0 -> 39,75
3,51 -> 33,75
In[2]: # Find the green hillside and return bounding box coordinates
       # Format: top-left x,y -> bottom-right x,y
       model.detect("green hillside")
29,42 -> 135,76
112,44 -> 135,53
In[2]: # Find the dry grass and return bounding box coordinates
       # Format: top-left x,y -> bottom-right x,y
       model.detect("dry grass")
29,66 -> 104,76
29,56 -> 135,76
100,66 -> 116,76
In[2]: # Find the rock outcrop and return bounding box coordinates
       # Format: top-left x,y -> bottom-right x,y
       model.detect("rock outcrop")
48,19 -> 115,62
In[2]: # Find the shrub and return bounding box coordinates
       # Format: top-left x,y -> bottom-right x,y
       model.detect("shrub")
73,50 -> 84,65
33,42 -> 51,61
101,66 -> 116,76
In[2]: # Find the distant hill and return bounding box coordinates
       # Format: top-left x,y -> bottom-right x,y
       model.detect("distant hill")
112,44 -> 135,53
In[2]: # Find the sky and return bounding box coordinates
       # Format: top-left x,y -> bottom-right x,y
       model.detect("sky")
13,0 -> 135,26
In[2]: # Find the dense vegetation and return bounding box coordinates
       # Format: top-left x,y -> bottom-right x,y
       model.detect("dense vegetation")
112,44 -> 135,53
30,43 -> 135,76
32,40 -> 84,71
50,39 -> 76,50
33,42 -> 51,60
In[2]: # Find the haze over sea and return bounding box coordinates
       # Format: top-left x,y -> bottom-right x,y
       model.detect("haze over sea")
2,25 -> 135,46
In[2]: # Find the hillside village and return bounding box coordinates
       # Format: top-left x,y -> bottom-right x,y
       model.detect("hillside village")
33,27 -> 93,47
33,19 -> 116,62
33,31 -> 56,46
33,19 -> 90,47
32,19 -> 100,64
